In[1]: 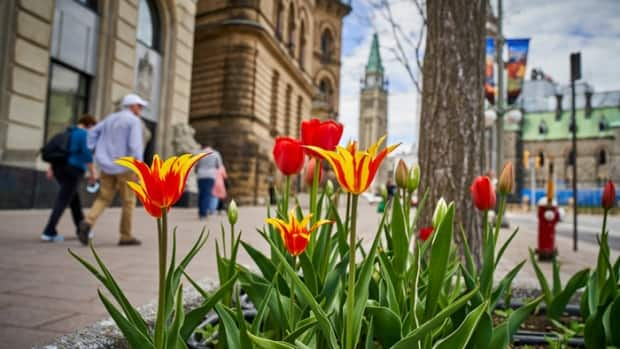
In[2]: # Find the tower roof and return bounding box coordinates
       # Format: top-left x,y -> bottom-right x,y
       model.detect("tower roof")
366,33 -> 384,74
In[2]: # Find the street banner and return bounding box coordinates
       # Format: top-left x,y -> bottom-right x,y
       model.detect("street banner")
506,38 -> 530,105
485,37 -> 496,105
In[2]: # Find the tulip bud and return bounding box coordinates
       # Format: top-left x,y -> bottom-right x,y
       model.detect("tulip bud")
419,226 -> 433,241
395,159 -> 408,189
471,176 -> 496,211
324,179 -> 334,196
432,198 -> 448,228
602,180 -> 616,210
304,158 -> 323,187
407,164 -> 421,193
227,199 -> 238,225
498,162 -> 514,195
380,185 -> 388,201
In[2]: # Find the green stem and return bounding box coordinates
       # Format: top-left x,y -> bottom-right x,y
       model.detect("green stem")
310,158 -> 321,220
345,193 -> 352,232
289,256 -> 296,329
230,223 -> 235,260
154,207 -> 168,349
493,195 -> 507,246
345,194 -> 359,349
283,175 -> 291,217
602,209 -> 608,236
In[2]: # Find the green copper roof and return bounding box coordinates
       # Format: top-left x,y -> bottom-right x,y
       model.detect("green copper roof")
504,106 -> 620,141
366,33 -> 384,74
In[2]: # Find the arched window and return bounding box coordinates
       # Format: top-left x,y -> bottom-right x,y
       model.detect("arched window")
270,70 -> 280,136
298,20 -> 306,69
538,120 -> 548,135
321,29 -> 334,59
538,151 -> 545,167
287,4 -> 295,55
598,149 -> 607,165
319,78 -> 333,109
137,0 -> 160,51
275,1 -> 284,39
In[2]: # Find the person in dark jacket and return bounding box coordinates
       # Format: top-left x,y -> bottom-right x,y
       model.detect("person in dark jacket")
41,115 -> 98,242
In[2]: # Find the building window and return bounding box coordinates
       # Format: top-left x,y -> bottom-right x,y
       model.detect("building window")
137,0 -> 160,52
296,95 -> 303,138
284,85 -> 292,135
555,94 -> 563,120
321,29 -> 334,60
319,78 -> 333,109
598,149 -> 607,165
585,90 -> 593,118
538,120 -> 548,135
567,149 -> 575,167
287,4 -> 295,56
599,116 -> 608,132
275,1 -> 284,39
298,20 -> 306,69
538,151 -> 545,167
45,62 -> 90,142
74,0 -> 98,12
270,71 -> 280,136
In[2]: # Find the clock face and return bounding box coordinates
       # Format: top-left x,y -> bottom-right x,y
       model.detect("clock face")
366,75 -> 376,86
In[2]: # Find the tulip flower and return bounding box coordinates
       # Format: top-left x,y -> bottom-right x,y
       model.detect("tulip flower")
306,136 -> 399,195
301,118 -> 344,157
304,157 -> 323,187
266,209 -> 332,256
419,226 -> 433,241
116,153 -> 207,218
395,159 -> 408,189
406,164 -> 421,193
498,162 -> 514,195
273,137 -> 305,176
470,176 -> 496,211
432,198 -> 448,228
602,180 -> 616,210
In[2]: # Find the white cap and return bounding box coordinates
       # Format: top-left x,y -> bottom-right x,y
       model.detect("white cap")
121,93 -> 148,107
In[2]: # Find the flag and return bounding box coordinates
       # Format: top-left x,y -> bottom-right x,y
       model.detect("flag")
506,38 -> 530,105
485,38 -> 496,105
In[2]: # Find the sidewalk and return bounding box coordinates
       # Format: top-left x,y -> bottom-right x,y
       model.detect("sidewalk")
0,200 -> 616,348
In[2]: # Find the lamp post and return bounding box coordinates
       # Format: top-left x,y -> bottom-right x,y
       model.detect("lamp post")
570,52 -> 580,251
495,0 -> 505,177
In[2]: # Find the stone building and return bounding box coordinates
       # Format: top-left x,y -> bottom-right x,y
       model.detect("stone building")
358,33 -> 388,191
501,77 -> 620,204
190,0 -> 351,204
0,0 -> 198,209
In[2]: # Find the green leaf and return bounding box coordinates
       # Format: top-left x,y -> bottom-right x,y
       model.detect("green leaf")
165,284 -> 186,349
494,227 -> 518,267
391,190 -> 409,276
378,251 -> 401,315
467,311 -> 492,349
491,260 -> 526,310
299,252 -> 318,295
433,301 -> 487,349
251,285 -> 274,334
548,268 -> 589,320
552,255 -> 562,296
489,296 -> 543,349
458,225 -> 477,277
180,272 -> 239,340
584,307 -> 606,349
391,286 -> 479,349
424,203 -> 455,321
97,290 -> 155,349
529,248 -> 553,306
234,291 -> 253,349
365,317 -> 375,349
479,216 -> 496,297
247,332 -> 297,349
366,305 -> 402,348
266,235 -> 339,349
215,304 -> 241,349
603,295 -> 620,346
282,316 -> 319,343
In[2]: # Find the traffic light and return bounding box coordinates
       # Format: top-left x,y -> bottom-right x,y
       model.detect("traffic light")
523,150 -> 530,169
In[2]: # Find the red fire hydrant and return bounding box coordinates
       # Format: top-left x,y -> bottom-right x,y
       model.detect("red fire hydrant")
537,204 -> 559,260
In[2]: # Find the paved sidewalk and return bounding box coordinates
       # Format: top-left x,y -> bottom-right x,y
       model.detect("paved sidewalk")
0,199 -> 617,348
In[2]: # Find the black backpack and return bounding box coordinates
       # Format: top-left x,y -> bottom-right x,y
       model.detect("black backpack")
41,129 -> 72,164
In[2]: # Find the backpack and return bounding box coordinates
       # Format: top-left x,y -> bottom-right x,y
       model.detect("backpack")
41,129 -> 72,164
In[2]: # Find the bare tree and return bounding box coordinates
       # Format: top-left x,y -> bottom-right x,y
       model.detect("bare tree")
417,0 -> 487,260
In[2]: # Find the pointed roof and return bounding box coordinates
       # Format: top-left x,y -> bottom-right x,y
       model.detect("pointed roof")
366,33 -> 384,74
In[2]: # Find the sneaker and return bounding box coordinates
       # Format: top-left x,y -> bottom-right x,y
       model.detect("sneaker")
118,238 -> 142,246
41,234 -> 64,242
77,221 -> 91,246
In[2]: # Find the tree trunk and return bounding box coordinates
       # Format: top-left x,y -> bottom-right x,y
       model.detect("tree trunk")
418,0 -> 486,263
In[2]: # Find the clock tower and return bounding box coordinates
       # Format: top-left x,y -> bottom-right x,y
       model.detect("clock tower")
359,33 -> 388,151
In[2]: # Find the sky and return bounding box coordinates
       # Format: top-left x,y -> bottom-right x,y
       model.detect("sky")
337,0 -> 620,154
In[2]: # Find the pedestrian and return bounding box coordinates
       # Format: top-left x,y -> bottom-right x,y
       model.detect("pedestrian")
195,145 -> 223,219
41,115 -> 98,242
77,93 -> 146,246
213,164 -> 228,215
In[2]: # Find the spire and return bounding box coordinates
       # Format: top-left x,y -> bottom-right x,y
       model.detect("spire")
366,33 -> 384,74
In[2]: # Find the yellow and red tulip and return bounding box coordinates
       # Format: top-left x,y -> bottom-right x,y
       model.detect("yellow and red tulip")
115,153 -> 208,218
266,209 -> 332,256
306,136 -> 399,195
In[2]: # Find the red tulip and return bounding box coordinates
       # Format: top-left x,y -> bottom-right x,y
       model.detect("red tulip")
304,157 -> 323,186
470,176 -> 496,211
602,180 -> 616,210
273,137 -> 305,175
301,118 -> 344,157
419,226 -> 433,241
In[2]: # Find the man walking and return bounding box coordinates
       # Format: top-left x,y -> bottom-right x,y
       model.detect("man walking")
77,94 -> 146,246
